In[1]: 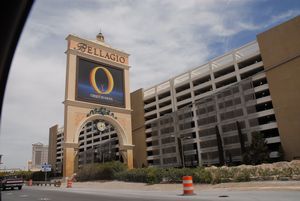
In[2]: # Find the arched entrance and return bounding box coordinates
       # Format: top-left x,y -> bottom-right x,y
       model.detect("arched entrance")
77,119 -> 121,168
74,114 -> 131,169
72,113 -> 133,167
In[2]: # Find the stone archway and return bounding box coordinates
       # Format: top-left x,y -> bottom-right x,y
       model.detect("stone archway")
74,114 -> 133,165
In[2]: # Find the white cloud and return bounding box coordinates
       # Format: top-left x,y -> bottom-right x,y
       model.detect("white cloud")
268,9 -> 300,26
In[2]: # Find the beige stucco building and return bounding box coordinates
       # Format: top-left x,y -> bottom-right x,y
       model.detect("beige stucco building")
257,16 -> 300,161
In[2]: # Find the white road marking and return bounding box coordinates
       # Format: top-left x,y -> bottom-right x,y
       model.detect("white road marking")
20,194 -> 29,198
39,198 -> 51,201
6,192 -> 13,195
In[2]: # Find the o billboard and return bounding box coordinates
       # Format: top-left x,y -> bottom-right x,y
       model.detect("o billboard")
76,58 -> 125,107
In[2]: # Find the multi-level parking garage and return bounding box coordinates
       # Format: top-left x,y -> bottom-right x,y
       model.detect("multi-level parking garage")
55,126 -> 64,173
141,41 -> 281,167
48,125 -> 65,174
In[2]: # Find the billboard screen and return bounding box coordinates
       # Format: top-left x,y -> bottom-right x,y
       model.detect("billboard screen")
76,58 -> 125,107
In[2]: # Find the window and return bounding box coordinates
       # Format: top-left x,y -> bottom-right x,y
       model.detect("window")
194,86 -> 212,96
161,137 -> 175,144
200,139 -> 217,148
198,127 -> 216,137
220,108 -> 243,121
197,115 -> 217,126
175,83 -> 190,93
158,91 -> 171,99
163,157 -> 177,164
238,55 -> 262,69
162,146 -> 176,154
216,77 -> 237,89
144,96 -> 156,104
214,65 -> 235,79
192,75 -> 211,87
222,121 -> 245,133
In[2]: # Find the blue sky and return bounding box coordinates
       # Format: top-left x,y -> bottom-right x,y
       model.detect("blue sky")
0,0 -> 299,169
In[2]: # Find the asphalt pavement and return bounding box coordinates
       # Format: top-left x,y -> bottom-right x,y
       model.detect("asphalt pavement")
1,186 -> 300,201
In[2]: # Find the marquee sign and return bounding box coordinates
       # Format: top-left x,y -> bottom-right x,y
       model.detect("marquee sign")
76,58 -> 125,107
70,41 -> 128,65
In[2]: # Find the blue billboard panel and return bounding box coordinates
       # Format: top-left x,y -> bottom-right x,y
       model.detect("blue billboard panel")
76,58 -> 125,108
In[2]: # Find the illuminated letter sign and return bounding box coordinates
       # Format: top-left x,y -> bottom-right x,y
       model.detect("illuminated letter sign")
76,58 -> 125,107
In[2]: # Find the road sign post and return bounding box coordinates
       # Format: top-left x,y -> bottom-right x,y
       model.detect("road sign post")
41,163 -> 51,182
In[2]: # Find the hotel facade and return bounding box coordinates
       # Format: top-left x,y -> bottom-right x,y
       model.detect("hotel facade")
48,16 -> 300,174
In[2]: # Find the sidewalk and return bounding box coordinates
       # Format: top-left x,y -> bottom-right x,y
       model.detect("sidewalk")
71,180 -> 300,191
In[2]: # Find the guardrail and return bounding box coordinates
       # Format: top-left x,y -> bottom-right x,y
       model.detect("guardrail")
27,180 -> 61,187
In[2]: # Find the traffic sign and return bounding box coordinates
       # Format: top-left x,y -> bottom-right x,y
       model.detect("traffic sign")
41,163 -> 51,172
42,167 -> 51,172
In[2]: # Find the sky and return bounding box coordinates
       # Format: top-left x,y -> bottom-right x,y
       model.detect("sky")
0,0 -> 299,169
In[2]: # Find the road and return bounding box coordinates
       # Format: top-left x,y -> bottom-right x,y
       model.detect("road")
1,186 -> 300,201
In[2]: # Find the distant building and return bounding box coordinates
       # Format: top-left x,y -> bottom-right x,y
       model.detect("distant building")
48,125 -> 64,174
27,160 -> 32,171
31,142 -> 48,171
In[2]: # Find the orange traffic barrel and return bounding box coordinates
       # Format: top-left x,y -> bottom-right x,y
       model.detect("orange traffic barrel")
28,179 -> 32,186
182,176 -> 195,195
66,179 -> 72,188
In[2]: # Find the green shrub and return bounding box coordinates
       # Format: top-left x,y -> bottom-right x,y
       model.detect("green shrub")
256,167 -> 272,177
233,169 -> 250,182
292,166 -> 300,175
0,170 -> 33,180
162,168 -> 193,183
248,167 -> 258,177
115,168 -> 148,183
278,167 -> 293,177
76,161 -> 126,181
146,168 -> 163,184
210,168 -> 222,184
16,170 -> 33,180
192,168 -> 212,184
115,167 -> 164,184
77,160 -> 300,184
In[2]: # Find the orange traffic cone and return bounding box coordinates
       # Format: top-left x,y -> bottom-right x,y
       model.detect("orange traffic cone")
182,176 -> 195,195
66,179 -> 72,188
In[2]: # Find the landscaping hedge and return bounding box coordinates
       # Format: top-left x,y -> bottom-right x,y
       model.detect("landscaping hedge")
75,160 -> 300,184
76,161 -> 126,181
